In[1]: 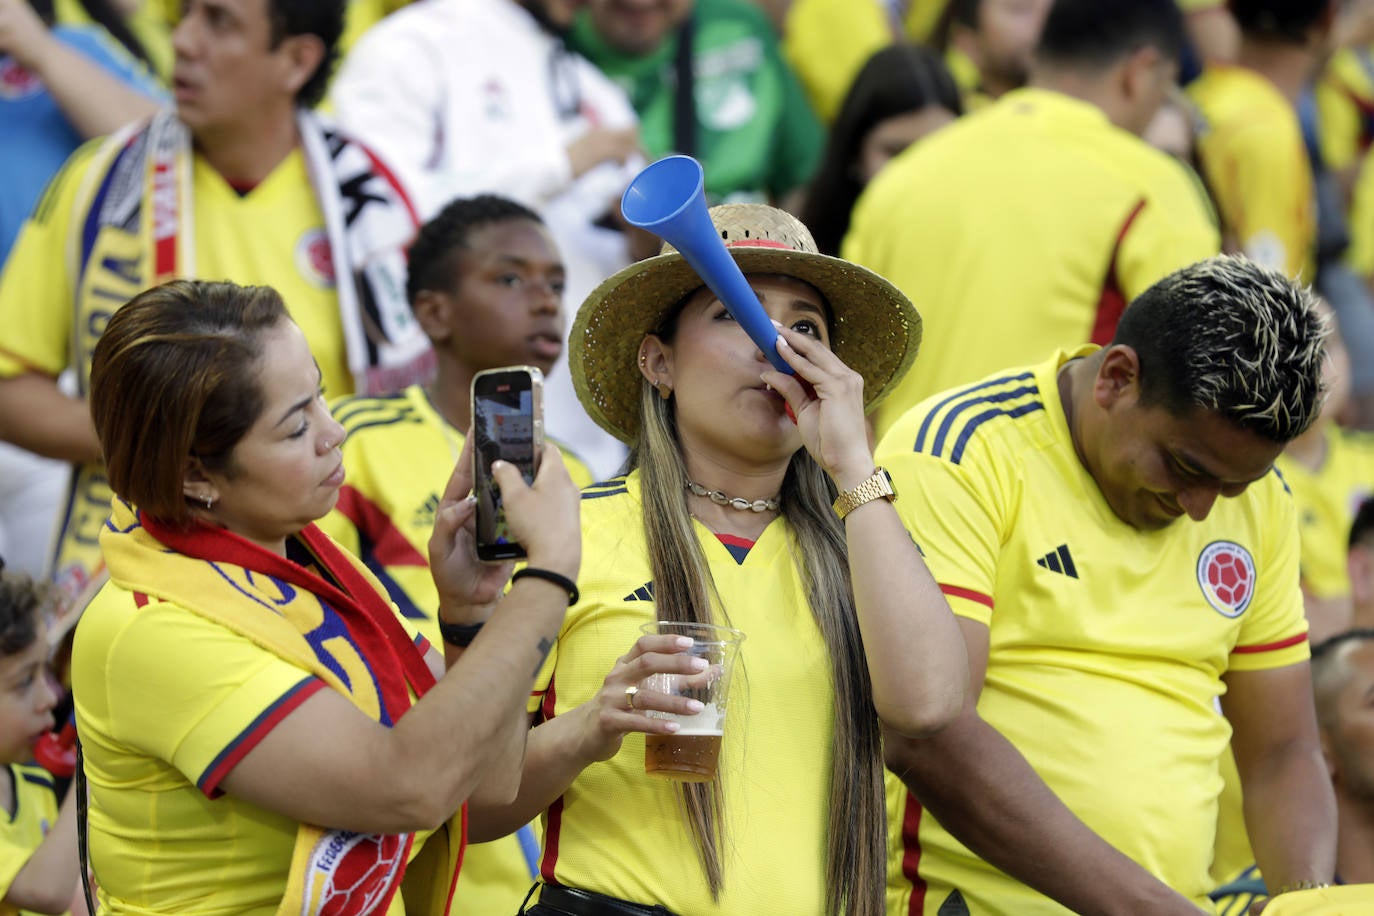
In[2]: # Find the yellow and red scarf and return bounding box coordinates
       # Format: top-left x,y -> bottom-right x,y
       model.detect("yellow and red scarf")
99,499 -> 464,915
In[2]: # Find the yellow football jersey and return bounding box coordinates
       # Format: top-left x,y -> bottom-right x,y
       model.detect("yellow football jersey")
319,384 -> 594,649
844,88 -> 1219,439
0,764 -> 61,916
317,384 -> 591,914
1275,426 -> 1374,600
0,145 -> 352,399
875,350 -> 1309,916
1189,66 -> 1316,281
528,472 -> 839,913
74,584 -> 331,914
1315,48 -> 1374,175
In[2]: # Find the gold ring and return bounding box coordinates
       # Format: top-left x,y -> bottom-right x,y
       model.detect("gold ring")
625,685 -> 639,710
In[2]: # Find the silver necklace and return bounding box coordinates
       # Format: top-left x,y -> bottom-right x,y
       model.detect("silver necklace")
684,479 -> 780,513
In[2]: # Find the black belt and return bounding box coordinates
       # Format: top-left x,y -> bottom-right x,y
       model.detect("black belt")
534,884 -> 677,916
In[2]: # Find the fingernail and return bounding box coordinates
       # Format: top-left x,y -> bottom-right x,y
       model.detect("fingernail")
776,336 -> 792,349
664,721 -> 681,732
674,636 -> 694,649
689,657 -> 708,671
685,699 -> 704,713
770,319 -> 784,329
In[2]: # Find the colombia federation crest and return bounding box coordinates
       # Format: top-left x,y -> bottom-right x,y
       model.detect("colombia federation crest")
1197,540 -> 1256,618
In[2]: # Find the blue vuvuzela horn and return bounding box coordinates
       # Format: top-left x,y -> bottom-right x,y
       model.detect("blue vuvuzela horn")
621,155 -> 793,375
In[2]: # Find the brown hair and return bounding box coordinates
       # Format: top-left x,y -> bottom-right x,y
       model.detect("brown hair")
89,280 -> 289,526
0,571 -> 50,657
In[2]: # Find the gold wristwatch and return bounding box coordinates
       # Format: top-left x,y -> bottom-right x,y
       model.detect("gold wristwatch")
832,467 -> 897,520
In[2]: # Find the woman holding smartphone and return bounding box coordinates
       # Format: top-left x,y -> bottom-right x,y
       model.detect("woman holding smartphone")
72,279 -> 581,914
472,204 -> 969,916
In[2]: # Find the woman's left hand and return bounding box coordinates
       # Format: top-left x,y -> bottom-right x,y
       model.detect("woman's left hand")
761,324 -> 877,490
428,433 -> 513,625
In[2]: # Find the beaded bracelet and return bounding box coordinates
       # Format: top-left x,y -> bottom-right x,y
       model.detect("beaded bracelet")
511,567 -> 579,605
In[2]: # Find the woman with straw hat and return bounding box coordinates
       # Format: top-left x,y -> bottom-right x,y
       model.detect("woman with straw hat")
472,203 -> 968,916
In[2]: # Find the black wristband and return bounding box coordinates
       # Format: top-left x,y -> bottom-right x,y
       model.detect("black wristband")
511,567 -> 579,606
439,620 -> 484,648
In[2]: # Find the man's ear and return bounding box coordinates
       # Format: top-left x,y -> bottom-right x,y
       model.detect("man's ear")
278,33 -> 326,98
1350,544 -> 1374,605
1093,346 -> 1142,409
1320,726 -> 1340,785
413,289 -> 452,345
1119,44 -> 1163,108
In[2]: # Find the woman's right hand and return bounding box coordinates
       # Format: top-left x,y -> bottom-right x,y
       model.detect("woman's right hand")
489,440 -> 581,577
572,634 -> 708,765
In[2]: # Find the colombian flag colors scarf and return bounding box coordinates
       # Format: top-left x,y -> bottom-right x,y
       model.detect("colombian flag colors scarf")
99,499 -> 464,915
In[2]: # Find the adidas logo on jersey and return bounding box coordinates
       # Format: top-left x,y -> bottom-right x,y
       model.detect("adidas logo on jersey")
938,890 -> 969,915
412,493 -> 440,529
624,581 -> 654,602
1035,544 -> 1078,579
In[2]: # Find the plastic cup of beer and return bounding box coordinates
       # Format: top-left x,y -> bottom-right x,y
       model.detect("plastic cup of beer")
640,621 -> 745,782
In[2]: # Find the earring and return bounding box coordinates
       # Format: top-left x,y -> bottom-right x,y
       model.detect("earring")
203,495 -> 214,509
656,380 -> 671,400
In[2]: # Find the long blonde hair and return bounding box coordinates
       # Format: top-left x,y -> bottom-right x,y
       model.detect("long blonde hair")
628,375 -> 886,916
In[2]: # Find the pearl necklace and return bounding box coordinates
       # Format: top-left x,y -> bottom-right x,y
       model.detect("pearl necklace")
684,479 -> 781,513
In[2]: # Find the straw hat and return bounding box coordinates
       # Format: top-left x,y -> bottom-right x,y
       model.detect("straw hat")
571,203 -> 922,444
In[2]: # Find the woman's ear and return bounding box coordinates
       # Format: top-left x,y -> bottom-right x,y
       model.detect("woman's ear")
182,458 -> 217,508
639,335 -> 673,389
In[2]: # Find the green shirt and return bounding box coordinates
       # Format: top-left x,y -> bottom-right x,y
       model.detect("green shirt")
569,0 -> 823,203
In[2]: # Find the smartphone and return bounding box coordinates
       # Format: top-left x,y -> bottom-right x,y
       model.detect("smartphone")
471,366 -> 544,562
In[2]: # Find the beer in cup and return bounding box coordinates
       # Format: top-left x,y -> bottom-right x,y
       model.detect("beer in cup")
640,621 -> 744,782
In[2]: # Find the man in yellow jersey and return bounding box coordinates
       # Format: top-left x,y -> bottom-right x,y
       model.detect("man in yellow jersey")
845,0 -> 1219,441
877,256 -> 1335,915
1275,307 -> 1374,642
1213,628 -> 1374,912
1188,0 -> 1333,281
317,195 -> 591,914
1351,501 -> 1374,629
0,0 -> 431,602
1178,0 -> 1240,66
933,0 -> 1053,111
1309,631 -> 1374,887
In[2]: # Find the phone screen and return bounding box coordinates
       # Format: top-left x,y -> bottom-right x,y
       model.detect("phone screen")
472,368 -> 542,561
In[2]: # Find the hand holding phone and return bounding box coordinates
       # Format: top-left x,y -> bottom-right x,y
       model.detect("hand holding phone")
472,366 -> 544,562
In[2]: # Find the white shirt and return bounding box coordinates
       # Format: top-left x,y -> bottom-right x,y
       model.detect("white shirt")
332,0 -> 641,477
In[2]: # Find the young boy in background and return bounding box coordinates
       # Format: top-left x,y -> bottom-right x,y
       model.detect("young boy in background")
0,570 -> 78,915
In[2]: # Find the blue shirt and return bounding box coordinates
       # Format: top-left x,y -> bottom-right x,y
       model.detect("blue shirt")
0,25 -> 162,264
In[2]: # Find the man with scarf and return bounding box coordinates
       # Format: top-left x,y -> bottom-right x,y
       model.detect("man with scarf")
0,0 -> 432,604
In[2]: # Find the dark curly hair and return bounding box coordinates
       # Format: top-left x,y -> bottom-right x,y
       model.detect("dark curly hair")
0,572 -> 49,657
405,194 -> 545,304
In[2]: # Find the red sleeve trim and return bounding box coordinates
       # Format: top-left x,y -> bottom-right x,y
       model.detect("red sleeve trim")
939,584 -> 994,609
1233,632 -> 1308,655
196,677 -> 326,796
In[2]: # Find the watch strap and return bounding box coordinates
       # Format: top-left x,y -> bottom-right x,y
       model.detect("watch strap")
832,467 -> 896,519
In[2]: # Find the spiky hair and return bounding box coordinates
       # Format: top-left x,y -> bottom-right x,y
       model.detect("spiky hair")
1113,255 -> 1328,443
